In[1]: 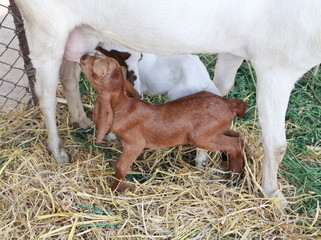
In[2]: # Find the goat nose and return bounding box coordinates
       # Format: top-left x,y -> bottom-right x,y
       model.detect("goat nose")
81,54 -> 89,62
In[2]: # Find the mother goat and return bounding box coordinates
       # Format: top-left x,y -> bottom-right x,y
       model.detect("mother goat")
14,0 -> 321,206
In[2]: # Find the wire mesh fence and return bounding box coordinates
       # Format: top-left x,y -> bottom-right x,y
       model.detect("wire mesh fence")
0,1 -> 35,113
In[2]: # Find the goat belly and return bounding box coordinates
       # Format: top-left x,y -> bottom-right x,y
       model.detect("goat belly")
140,101 -> 227,148
143,119 -> 191,149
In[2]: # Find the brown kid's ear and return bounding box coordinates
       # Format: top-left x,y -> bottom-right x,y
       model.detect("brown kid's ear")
109,66 -> 139,98
124,79 -> 140,98
93,96 -> 114,143
93,98 -> 100,125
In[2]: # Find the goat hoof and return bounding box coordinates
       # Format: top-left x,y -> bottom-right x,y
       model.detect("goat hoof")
106,132 -> 118,141
195,161 -> 206,168
112,180 -> 126,192
52,148 -> 70,164
78,117 -> 94,128
195,156 -> 207,168
271,189 -> 289,209
72,122 -> 81,129
194,148 -> 208,168
72,117 -> 94,130
228,171 -> 242,181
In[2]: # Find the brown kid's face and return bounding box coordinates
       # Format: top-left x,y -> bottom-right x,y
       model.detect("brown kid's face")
79,55 -> 119,93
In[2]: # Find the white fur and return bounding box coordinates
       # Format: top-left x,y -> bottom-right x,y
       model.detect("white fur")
138,54 -> 221,99
15,0 -> 321,205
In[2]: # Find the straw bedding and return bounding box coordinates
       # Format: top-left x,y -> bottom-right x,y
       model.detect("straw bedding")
0,104 -> 320,239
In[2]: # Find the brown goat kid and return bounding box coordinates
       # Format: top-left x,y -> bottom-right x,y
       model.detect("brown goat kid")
80,55 -> 247,192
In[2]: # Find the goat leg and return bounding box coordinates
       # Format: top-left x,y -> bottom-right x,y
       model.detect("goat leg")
112,142 -> 145,192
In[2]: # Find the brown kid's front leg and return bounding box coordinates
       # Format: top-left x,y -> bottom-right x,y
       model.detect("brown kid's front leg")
112,141 -> 145,192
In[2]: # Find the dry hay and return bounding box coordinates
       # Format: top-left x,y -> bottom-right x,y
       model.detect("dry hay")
0,105 -> 320,240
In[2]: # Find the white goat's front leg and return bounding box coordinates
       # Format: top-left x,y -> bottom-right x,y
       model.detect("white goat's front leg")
60,60 -> 93,129
256,67 -> 300,206
214,53 -> 243,96
35,59 -> 70,164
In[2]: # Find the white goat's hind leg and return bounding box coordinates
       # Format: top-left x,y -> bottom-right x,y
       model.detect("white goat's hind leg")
35,60 -> 70,164
106,132 -> 118,141
195,148 -> 208,168
256,68 -> 300,207
60,60 -> 93,129
214,53 -> 243,96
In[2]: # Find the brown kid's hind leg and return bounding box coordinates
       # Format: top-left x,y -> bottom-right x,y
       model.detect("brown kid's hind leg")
197,133 -> 244,174
221,129 -> 241,163
224,129 -> 240,138
224,134 -> 244,176
223,129 -> 244,176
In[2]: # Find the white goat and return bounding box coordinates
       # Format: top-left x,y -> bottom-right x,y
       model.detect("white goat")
15,0 -> 321,206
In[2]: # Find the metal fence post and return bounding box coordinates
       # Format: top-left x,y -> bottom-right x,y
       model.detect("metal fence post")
9,0 -> 38,106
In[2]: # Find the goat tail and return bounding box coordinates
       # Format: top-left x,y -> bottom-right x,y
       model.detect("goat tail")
229,99 -> 247,118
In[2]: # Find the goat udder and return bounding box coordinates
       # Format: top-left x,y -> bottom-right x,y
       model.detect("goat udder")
64,28 -> 99,62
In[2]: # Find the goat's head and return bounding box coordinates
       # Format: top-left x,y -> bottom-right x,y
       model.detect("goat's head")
80,55 -> 123,94
80,54 -> 140,99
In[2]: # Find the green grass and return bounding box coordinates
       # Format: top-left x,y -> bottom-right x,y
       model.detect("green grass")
280,71 -> 321,214
78,55 -> 321,217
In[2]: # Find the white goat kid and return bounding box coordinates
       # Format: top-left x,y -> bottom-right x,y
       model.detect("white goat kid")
98,43 -> 221,100
15,0 -> 321,206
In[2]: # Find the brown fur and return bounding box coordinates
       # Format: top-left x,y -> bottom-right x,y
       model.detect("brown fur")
80,55 -> 246,192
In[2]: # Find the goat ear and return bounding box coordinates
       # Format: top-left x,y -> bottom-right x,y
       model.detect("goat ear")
124,79 -> 140,98
110,66 -> 139,98
93,99 -> 100,125
93,96 -> 114,143
96,46 -> 130,66
109,66 -> 125,88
